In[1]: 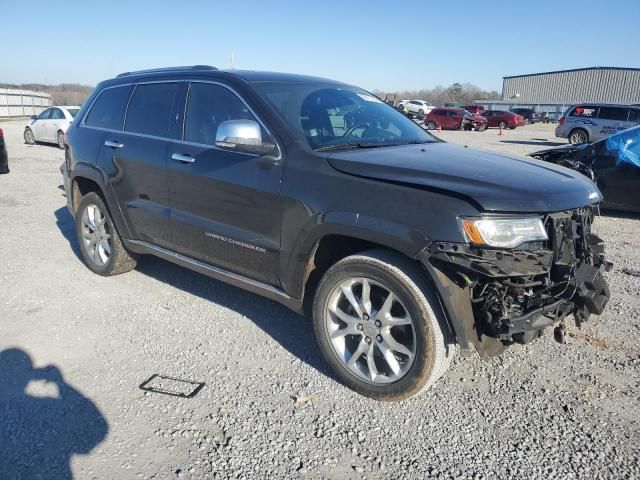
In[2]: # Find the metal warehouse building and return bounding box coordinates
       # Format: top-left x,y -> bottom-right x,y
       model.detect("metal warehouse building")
475,67 -> 640,119
501,67 -> 640,104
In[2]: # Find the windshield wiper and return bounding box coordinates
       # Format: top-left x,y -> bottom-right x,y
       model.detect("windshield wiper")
316,142 -> 398,152
403,140 -> 435,145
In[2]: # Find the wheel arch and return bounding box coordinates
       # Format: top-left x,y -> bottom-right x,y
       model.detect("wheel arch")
282,213 -> 431,314
70,164 -> 131,238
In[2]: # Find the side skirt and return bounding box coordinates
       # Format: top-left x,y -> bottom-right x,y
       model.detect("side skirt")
123,239 -> 304,315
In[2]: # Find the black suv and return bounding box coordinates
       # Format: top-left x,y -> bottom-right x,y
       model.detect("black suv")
62,66 -> 610,401
0,127 -> 8,174
510,108 -> 541,124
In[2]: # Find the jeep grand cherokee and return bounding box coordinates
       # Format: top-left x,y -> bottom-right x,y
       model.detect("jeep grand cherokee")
61,66 -> 610,401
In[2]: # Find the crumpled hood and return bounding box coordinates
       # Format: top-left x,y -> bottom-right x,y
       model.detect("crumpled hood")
327,142 -> 602,212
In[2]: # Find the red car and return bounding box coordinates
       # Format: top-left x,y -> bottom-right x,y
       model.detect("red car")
424,108 -> 487,131
482,110 -> 525,129
463,105 -> 485,115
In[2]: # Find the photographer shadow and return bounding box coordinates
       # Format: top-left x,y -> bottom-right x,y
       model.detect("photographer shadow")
0,348 -> 108,480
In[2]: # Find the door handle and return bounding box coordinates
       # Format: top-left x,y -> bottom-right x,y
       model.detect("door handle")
104,140 -> 124,149
171,153 -> 195,163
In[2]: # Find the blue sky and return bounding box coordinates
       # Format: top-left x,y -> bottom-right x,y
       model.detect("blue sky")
2,0 -> 639,91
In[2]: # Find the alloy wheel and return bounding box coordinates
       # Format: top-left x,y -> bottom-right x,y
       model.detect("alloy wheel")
25,129 -> 35,144
570,131 -> 587,144
324,277 -> 416,384
81,203 -> 112,266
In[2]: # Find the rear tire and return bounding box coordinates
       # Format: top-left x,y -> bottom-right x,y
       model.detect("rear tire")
75,192 -> 138,276
24,128 -> 36,145
312,250 -> 456,401
498,120 -> 508,129
569,128 -> 588,144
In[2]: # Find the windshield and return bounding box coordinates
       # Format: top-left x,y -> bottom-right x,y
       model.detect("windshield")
67,108 -> 81,118
254,83 -> 436,150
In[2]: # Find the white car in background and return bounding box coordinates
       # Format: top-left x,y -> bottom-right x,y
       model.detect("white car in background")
24,106 -> 81,149
397,99 -> 434,115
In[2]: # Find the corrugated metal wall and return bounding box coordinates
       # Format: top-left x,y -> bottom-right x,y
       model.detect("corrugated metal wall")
502,68 -> 640,104
0,88 -> 51,118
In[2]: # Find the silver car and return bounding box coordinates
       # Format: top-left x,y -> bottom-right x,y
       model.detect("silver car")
556,104 -> 640,144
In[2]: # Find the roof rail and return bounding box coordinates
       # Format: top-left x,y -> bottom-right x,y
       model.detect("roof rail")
116,65 -> 218,78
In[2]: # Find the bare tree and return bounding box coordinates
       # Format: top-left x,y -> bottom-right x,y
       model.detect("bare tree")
375,83 -> 501,107
0,83 -> 94,106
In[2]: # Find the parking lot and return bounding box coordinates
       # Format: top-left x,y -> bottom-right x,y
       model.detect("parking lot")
1,119 -> 639,479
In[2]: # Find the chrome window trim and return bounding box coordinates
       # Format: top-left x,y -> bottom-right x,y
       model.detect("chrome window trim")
81,78 -> 282,160
122,83 -> 138,131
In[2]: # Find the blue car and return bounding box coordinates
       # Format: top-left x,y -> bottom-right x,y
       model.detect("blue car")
532,125 -> 640,212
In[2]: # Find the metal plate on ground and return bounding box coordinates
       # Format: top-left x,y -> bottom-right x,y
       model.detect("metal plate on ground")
139,374 -> 205,398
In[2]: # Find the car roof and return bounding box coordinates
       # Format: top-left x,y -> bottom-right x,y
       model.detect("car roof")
109,65 -> 348,87
56,105 -> 81,109
571,103 -> 640,109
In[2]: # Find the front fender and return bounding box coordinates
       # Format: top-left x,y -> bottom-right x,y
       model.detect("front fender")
280,211 -> 429,299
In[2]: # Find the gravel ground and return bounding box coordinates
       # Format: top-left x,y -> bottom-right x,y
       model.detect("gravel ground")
1,120 -> 639,479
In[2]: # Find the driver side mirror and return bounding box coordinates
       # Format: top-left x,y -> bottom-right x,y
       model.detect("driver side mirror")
215,120 -> 276,156
30,115 -> 38,121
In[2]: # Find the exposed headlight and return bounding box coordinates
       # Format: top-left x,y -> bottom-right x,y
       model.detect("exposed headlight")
458,216 -> 548,248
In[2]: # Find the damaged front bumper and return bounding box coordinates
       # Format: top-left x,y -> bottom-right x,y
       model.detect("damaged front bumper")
420,208 -> 611,356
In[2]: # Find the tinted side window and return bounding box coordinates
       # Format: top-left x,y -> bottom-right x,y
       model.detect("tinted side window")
598,107 -> 628,121
628,109 -> 640,123
185,83 -> 268,146
125,83 -> 178,138
51,108 -> 65,120
85,85 -> 133,130
435,110 -> 446,116
38,108 -> 52,120
570,106 -> 598,118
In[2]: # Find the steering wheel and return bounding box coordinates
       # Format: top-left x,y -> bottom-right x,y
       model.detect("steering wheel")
342,123 -> 370,138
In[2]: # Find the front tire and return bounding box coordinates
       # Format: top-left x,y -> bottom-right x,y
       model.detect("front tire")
312,250 -> 456,401
24,128 -> 36,145
426,121 -> 437,130
75,192 -> 138,276
57,131 -> 65,150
